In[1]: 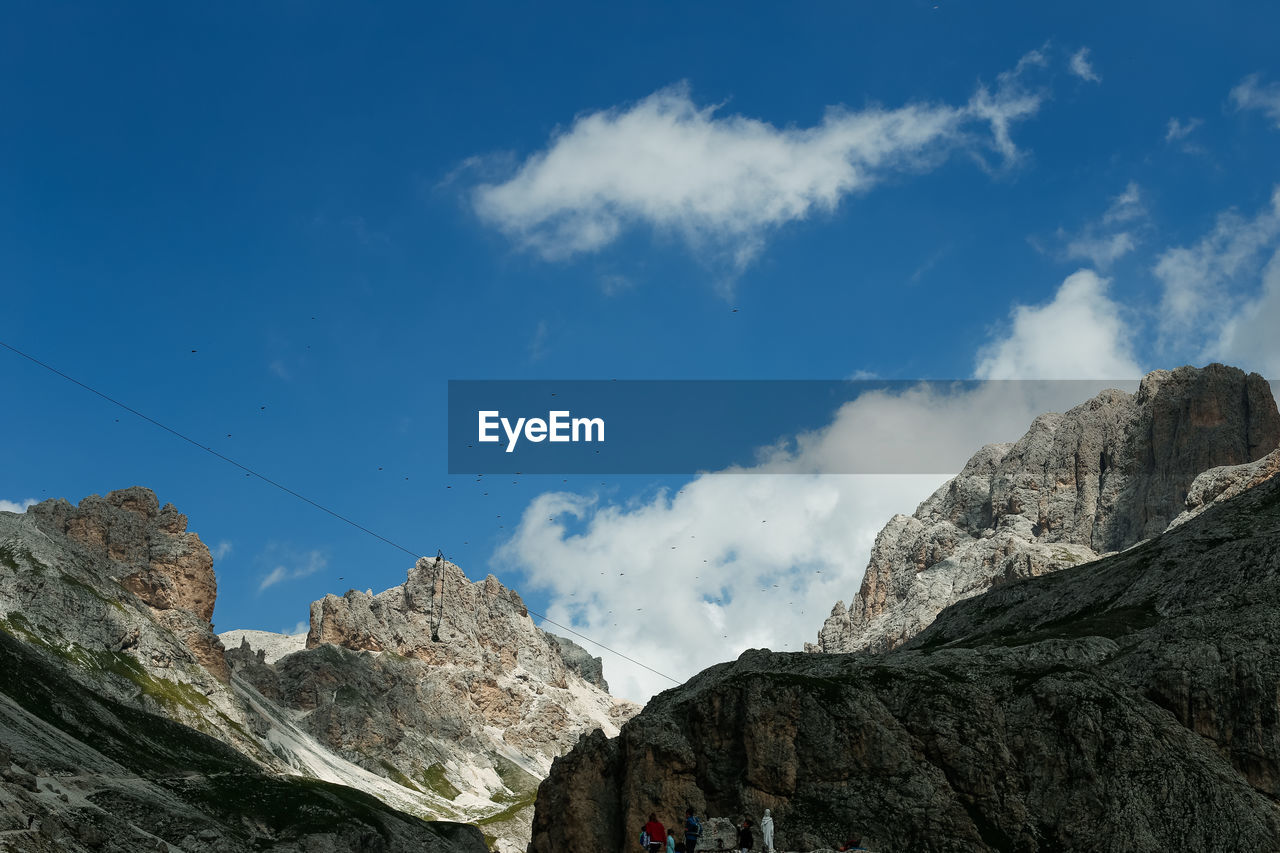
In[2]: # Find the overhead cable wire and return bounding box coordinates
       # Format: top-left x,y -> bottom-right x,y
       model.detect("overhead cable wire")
0,339 -> 681,685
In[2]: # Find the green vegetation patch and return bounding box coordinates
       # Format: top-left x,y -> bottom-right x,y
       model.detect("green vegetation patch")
0,542 -> 49,574
0,631 -> 446,847
0,614 -> 212,716
60,574 -> 126,611
419,762 -> 461,800
379,759 -> 424,793
476,793 -> 537,828
492,754 -> 540,798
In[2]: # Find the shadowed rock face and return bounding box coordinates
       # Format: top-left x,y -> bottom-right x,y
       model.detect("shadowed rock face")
0,629 -> 490,853
813,364 -> 1280,655
532,472 -> 1280,853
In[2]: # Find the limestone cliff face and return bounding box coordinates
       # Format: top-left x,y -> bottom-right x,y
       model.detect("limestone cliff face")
29,486 -> 228,681
533,471 -> 1280,853
1,488 -> 636,853
0,488 -> 282,778
812,364 -> 1280,654
229,557 -> 638,852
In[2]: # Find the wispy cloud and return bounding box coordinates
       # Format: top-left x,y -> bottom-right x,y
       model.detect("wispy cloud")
1068,47 -> 1101,83
1153,185 -> 1280,348
599,273 -> 634,296
529,320 -> 550,362
1147,185 -> 1280,376
1231,74 -> 1280,128
470,50 -> 1049,275
1064,232 -> 1137,269
1056,181 -> 1148,269
503,276 -> 1142,701
258,548 -> 327,592
1165,116 -> 1202,143
0,499 -> 36,514
212,541 -> 233,561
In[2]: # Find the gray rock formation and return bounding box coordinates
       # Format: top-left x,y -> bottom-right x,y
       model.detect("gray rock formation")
531,469 -> 1280,853
0,626 -> 488,853
812,364 -> 1280,654
0,487 -> 637,853
230,556 -> 638,852
29,486 -> 229,682
548,633 -> 609,691
1171,445 -> 1280,528
0,489 -> 259,758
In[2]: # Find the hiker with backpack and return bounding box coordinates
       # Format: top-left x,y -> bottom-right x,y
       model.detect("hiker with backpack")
683,807 -> 702,853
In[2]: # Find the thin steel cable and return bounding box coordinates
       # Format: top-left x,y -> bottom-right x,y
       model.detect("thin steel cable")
0,339 -> 681,685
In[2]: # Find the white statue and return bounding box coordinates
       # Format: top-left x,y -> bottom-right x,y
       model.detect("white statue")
761,809 -> 774,852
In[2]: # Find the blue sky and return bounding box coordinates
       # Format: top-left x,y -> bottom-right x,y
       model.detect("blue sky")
4,3 -> 1280,699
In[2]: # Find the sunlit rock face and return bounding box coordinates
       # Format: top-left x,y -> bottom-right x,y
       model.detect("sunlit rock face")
812,364 -> 1280,655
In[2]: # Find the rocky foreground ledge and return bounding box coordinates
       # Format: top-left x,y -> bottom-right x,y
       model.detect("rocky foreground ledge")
532,463 -> 1280,852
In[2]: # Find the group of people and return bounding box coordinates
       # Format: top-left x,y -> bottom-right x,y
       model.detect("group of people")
640,808 -> 705,853
640,808 -> 776,853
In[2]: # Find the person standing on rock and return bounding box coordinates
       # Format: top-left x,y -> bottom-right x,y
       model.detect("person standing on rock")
760,809 -> 774,852
643,813 -> 666,853
684,807 -> 702,853
738,818 -> 754,853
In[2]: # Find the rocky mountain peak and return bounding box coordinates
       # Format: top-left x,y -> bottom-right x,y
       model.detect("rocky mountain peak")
31,486 -> 217,622
228,554 -> 636,851
305,554 -> 606,690
812,364 -> 1280,654
3,487 -> 636,852
28,486 -> 227,681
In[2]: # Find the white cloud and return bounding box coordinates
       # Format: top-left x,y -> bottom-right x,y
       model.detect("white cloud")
1231,74 -> 1280,128
1068,47 -> 1101,83
258,549 -> 327,592
1064,232 -> 1137,269
1153,186 -> 1280,348
1102,182 -> 1144,225
505,472 -> 946,702
1058,182 -> 1145,269
212,541 -> 233,561
529,320 -> 550,362
472,52 -> 1048,271
975,269 -> 1143,380
1165,116 -> 1202,142
0,499 -> 36,514
501,365 -> 1133,701
1210,246 -> 1280,378
282,620 -> 310,636
599,273 -> 634,296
